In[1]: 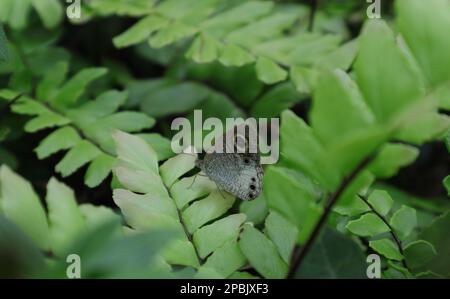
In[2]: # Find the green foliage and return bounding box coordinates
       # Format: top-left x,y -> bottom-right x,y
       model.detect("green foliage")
0,165 -> 118,254
415,212 -> 450,277
397,0 -> 450,89
127,79 -> 243,119
265,6 -> 449,233
238,212 -> 298,278
368,144 -> 419,179
0,165 -> 50,250
112,130 -> 237,276
1,65 -> 172,187
0,25 -> 8,61
0,0 -> 64,30
0,165 -> 182,278
390,206 -> 417,240
111,0 -> 356,86
260,1 -> 449,278
367,190 -> 393,216
111,130 -> 299,278
0,0 -> 449,280
239,224 -> 288,278
47,221 -> 177,279
0,215 -> 45,278
264,166 -> 323,244
338,189 -> 450,278
444,176 -> 450,196
369,239 -> 403,261
346,213 -> 390,237
295,228 -> 366,278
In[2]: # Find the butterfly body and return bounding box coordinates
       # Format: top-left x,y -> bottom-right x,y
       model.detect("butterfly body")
195,153 -> 263,201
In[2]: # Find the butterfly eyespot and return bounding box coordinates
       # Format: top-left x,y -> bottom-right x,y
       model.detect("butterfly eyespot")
251,177 -> 256,182
244,158 -> 250,164
250,185 -> 256,190
248,193 -> 254,199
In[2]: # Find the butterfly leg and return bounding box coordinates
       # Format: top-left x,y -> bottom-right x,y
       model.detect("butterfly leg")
187,172 -> 207,189
212,183 -> 227,200
217,188 -> 227,200
187,174 -> 198,189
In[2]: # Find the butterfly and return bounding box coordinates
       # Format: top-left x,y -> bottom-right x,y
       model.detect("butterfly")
194,126 -> 264,201
195,153 -> 263,201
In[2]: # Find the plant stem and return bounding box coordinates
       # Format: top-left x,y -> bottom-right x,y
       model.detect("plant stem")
175,206 -> 204,265
286,154 -> 375,279
357,194 -> 410,270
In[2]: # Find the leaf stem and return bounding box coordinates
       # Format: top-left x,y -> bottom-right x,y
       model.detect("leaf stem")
164,177 -> 205,265
286,154 -> 375,279
175,206 -> 205,265
357,194 -> 410,270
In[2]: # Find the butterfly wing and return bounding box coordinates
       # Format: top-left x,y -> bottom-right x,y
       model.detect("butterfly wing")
197,153 -> 240,194
197,153 -> 263,201
235,153 -> 263,201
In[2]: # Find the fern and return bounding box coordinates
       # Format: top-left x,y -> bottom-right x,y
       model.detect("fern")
264,0 -> 450,277
0,165 -> 119,255
0,25 -> 70,95
339,189 -> 450,279
126,78 -> 245,119
1,0 -> 449,280
112,130 -> 238,277
111,130 -> 298,278
0,165 -> 180,278
109,0 -> 356,86
1,64 -> 172,187
105,0 -> 449,278
0,0 -> 63,30
124,64 -> 305,120
414,211 -> 450,278
346,191 -> 425,278
237,211 -> 298,278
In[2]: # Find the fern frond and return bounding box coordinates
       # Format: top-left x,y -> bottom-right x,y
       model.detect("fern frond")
0,165 -> 120,255
110,0 -> 356,86
0,165 -> 179,278
1,65 -> 171,188
265,1 -> 450,277
339,191 -> 441,278
266,15 -> 450,225
125,78 -> 245,119
112,130 -> 240,276
111,130 -> 298,278
0,0 -> 63,30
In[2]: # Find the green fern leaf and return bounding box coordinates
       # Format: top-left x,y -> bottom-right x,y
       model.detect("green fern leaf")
0,0 -> 63,30
0,165 -> 50,250
111,130 -> 251,277
35,127 -> 81,159
5,65 -> 161,187
239,223 -> 288,278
